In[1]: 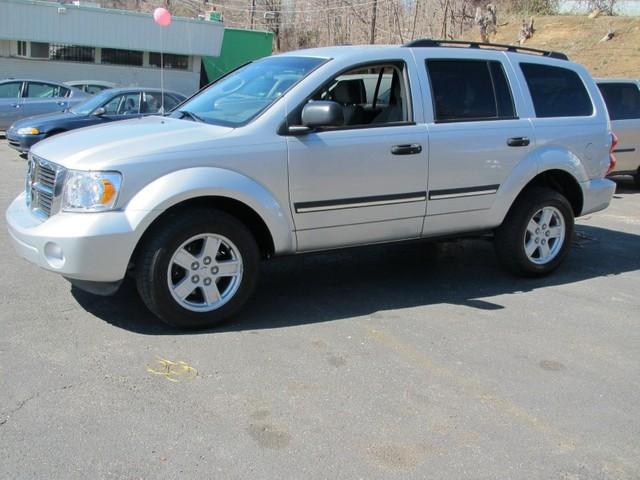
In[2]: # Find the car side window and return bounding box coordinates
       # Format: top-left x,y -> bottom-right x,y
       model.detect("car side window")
307,62 -> 410,128
426,59 -> 516,123
25,82 -> 62,98
0,82 -> 22,98
141,92 -> 180,114
102,93 -> 140,115
597,82 -> 640,120
520,63 -> 593,118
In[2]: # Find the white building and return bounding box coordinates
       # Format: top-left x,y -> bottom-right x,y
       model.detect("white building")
0,0 -> 225,95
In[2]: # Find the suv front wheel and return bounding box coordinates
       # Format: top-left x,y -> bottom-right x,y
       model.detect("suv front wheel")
136,209 -> 260,328
494,187 -> 574,277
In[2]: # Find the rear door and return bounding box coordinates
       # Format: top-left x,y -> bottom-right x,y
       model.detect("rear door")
597,81 -> 640,173
22,82 -> 70,117
0,81 -> 25,130
414,52 -> 535,230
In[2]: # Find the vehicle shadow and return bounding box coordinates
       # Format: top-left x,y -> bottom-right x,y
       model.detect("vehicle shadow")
612,176 -> 639,195
72,223 -> 640,335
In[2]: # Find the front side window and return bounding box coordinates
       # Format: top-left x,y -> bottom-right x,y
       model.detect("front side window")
25,82 -> 62,98
70,90 -> 114,115
598,82 -> 640,120
142,92 -> 180,113
0,82 -> 22,98
427,59 -> 516,122
520,63 -> 593,118
86,84 -> 109,95
306,62 -> 410,127
171,56 -> 325,127
103,93 -> 140,115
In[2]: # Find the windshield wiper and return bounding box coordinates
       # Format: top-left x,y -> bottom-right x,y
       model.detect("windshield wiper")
178,110 -> 206,123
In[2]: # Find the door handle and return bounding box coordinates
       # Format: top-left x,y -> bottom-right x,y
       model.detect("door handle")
391,144 -> 422,155
507,137 -> 530,147
11,103 -> 20,109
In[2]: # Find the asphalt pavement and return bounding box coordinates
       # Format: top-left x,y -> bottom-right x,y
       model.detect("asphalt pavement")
0,139 -> 638,479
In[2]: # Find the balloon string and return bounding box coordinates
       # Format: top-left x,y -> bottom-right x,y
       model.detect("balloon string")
160,29 -> 165,114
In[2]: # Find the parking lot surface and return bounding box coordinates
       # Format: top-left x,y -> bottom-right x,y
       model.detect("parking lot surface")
0,139 -> 638,479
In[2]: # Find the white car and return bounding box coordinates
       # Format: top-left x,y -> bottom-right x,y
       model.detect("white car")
65,80 -> 116,95
597,78 -> 640,187
6,40 -> 616,328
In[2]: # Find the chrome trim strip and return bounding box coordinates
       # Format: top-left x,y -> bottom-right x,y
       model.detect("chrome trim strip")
429,189 -> 498,200
296,194 -> 426,213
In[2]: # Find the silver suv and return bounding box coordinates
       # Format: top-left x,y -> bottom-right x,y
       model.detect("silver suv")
6,40 -> 616,328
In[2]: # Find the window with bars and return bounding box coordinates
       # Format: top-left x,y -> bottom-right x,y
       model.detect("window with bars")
17,41 -> 27,57
149,52 -> 189,70
101,48 -> 143,67
49,44 -> 95,63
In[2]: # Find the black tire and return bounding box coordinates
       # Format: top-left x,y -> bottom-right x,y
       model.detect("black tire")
634,171 -> 640,189
136,208 -> 260,329
494,187 -> 574,277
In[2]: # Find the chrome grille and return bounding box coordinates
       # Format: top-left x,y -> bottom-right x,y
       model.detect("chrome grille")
26,155 -> 65,218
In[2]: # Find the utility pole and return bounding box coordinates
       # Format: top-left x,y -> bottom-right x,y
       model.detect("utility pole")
250,0 -> 256,29
370,0 -> 378,44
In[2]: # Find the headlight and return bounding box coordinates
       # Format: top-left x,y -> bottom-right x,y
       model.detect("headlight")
62,170 -> 122,212
17,127 -> 40,135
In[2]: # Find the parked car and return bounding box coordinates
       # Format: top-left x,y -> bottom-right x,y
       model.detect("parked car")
0,79 -> 89,131
6,41 -> 616,328
65,80 -> 117,95
6,88 -> 186,153
596,78 -> 640,187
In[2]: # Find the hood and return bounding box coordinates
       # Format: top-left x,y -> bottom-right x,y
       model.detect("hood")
11,111 -> 77,130
30,116 -> 234,170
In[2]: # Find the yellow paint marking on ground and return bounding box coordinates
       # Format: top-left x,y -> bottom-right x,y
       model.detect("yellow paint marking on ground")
146,357 -> 198,383
367,327 -> 564,438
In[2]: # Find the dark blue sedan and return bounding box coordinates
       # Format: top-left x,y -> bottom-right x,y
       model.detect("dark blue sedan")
6,87 -> 186,153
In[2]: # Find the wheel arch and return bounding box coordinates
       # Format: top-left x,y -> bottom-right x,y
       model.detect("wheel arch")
122,167 -> 295,273
517,168 -> 584,217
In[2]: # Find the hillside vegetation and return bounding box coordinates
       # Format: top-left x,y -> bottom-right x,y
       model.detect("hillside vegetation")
485,15 -> 640,78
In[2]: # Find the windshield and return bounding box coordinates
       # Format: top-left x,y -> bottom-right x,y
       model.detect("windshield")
171,56 -> 326,127
69,90 -> 115,115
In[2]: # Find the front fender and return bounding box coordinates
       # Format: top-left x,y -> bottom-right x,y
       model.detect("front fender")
123,167 -> 295,254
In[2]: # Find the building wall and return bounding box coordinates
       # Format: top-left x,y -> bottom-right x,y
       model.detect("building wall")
0,56 -> 201,95
0,0 -> 224,57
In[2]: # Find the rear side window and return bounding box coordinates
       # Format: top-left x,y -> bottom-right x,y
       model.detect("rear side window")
427,59 -> 516,122
597,82 -> 640,120
520,63 -> 593,118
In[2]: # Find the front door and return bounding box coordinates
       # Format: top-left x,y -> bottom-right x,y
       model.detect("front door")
286,62 -> 428,251
21,82 -> 70,118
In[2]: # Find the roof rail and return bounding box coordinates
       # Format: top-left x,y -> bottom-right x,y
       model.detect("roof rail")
403,39 -> 569,61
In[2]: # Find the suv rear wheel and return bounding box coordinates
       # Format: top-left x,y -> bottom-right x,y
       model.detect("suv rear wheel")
136,209 -> 260,328
494,187 -> 574,276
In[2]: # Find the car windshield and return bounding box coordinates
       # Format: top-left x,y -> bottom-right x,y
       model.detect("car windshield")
171,56 -> 326,127
69,90 -> 115,115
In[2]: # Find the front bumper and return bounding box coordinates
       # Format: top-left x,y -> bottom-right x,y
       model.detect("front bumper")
6,192 -> 138,282
580,177 -> 616,216
5,131 -> 46,153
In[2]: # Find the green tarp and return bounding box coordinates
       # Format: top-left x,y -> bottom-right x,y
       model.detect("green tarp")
202,28 -> 273,82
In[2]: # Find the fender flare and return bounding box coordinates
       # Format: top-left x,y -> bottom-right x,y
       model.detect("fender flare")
123,167 -> 295,254
492,145 -> 587,225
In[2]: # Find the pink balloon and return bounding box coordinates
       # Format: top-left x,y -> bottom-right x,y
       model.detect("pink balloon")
153,7 -> 172,27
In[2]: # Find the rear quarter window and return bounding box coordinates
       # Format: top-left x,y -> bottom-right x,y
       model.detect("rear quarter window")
520,63 -> 593,118
597,82 -> 640,120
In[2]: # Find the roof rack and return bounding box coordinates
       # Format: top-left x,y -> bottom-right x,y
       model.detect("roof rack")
403,39 -> 569,61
